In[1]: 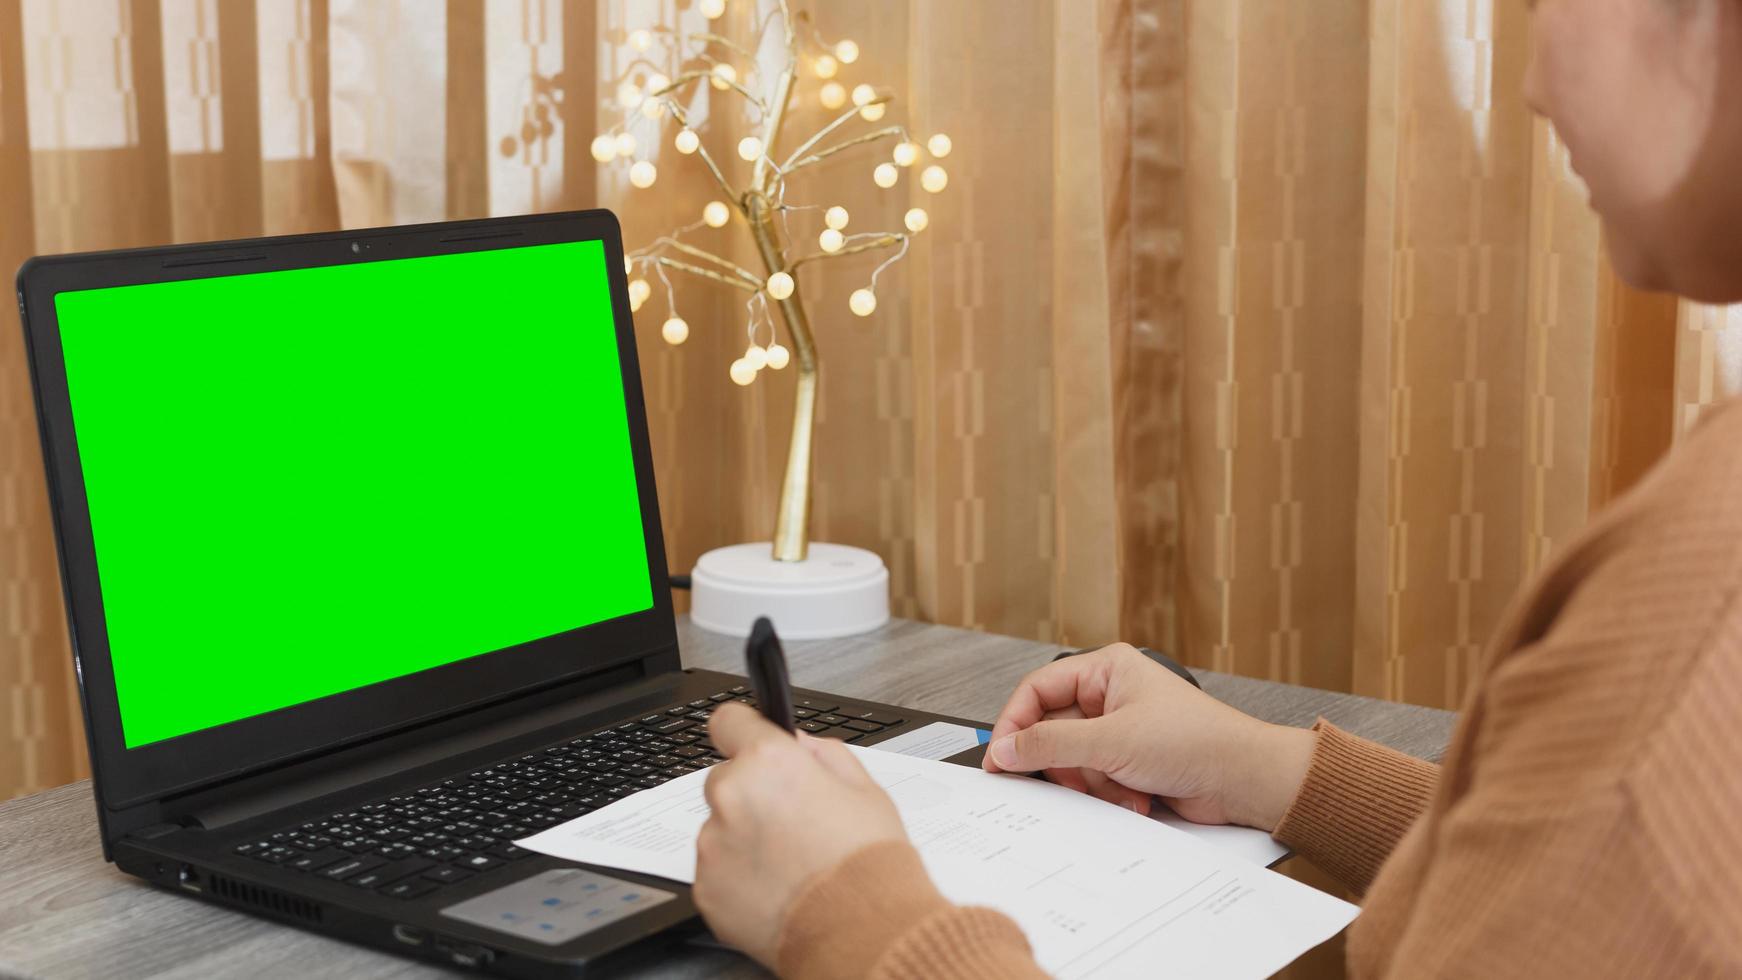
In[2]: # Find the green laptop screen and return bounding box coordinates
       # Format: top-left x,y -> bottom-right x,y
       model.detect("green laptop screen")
54,239 -> 654,748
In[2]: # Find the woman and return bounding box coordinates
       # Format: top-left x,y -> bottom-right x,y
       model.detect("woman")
692,1 -> 1742,976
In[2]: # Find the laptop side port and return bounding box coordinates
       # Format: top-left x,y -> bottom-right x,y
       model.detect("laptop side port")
391,924 -> 427,947
177,864 -> 202,893
435,939 -> 496,968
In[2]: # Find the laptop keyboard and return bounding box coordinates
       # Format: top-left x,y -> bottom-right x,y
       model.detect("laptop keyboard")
229,685 -> 905,900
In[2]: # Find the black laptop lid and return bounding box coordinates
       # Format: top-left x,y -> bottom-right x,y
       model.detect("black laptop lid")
17,211 -> 676,812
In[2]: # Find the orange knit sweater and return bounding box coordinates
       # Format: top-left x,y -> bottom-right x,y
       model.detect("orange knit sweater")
774,397 -> 1742,979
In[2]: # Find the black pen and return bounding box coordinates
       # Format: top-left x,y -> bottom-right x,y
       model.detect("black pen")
745,616 -> 796,734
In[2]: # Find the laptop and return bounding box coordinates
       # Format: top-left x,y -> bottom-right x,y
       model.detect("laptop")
16,211 -> 990,976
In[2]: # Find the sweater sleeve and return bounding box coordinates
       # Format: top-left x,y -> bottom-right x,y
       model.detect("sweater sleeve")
1272,719 -> 1440,895
775,839 -> 1048,980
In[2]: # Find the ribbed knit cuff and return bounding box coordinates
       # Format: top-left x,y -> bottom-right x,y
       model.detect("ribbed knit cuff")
873,905 -> 1042,980
1272,719 -> 1441,895
774,839 -> 1040,980
775,840 -> 952,980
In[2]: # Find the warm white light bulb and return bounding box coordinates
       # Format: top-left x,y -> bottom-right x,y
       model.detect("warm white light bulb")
616,81 -> 643,110
703,200 -> 731,227
710,63 -> 737,91
729,357 -> 756,386
641,98 -> 664,119
851,83 -> 876,107
744,345 -> 769,371
766,271 -> 795,300
700,0 -> 725,18
819,228 -> 844,253
662,316 -> 689,345
824,206 -> 850,231
818,83 -> 844,111
628,278 -> 651,310
590,134 -> 616,162
737,135 -> 763,161
849,288 -> 877,317
873,163 -> 899,188
904,207 -> 929,233
624,256 -> 634,276
629,28 -> 652,52
835,39 -> 860,64
674,128 -> 699,154
921,164 -> 948,193
928,133 -> 953,158
615,132 -> 637,157
813,54 -> 838,79
858,103 -> 885,122
647,72 -> 670,94
892,141 -> 920,167
765,343 -> 790,369
629,160 -> 658,188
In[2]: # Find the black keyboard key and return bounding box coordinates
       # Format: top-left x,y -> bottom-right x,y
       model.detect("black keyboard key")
673,745 -> 708,758
638,714 -> 666,726
794,699 -> 837,712
666,706 -> 691,716
383,878 -> 439,900
347,858 -> 435,889
490,843 -> 533,860
844,709 -> 904,726
793,708 -> 817,720
815,728 -> 862,743
667,733 -> 701,745
816,714 -> 848,726
458,853 -> 505,873
422,845 -> 467,862
285,848 -> 347,872
551,804 -> 593,820
729,685 -> 750,695
648,718 -> 694,735
844,720 -> 884,733
708,692 -> 734,702
256,846 -> 298,865
797,720 -> 830,733
321,855 -> 387,881
423,866 -> 474,885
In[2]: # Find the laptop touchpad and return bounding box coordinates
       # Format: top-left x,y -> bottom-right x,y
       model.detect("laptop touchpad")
440,868 -> 676,945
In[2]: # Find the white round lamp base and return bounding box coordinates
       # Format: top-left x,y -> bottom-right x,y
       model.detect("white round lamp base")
688,542 -> 890,640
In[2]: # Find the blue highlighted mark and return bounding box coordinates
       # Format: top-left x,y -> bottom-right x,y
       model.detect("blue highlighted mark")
542,897 -> 562,907
539,923 -> 555,931
976,729 -> 992,745
622,893 -> 639,902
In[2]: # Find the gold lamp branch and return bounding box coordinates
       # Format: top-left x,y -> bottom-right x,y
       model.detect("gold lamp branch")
590,0 -> 953,563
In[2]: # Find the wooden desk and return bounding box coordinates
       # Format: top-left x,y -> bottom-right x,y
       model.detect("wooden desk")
0,618 -> 1456,979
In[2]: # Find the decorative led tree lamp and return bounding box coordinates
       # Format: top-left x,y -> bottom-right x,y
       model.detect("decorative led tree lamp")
588,0 -> 952,637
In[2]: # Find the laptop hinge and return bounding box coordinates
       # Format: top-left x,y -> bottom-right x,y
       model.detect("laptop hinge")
130,821 -> 192,841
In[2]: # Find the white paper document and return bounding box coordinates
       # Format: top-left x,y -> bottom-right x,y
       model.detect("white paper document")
866,720 -> 987,760
860,724 -> 1291,868
520,747 -> 1355,978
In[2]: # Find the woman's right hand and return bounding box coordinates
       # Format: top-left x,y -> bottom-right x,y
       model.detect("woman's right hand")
982,643 -> 1317,832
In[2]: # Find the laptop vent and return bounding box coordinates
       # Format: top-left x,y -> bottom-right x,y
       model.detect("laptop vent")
206,874 -> 326,925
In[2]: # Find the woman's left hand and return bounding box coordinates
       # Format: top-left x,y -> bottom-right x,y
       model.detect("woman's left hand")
694,702 -> 910,967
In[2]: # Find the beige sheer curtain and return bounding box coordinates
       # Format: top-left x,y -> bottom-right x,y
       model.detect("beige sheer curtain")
2,0 -> 1739,813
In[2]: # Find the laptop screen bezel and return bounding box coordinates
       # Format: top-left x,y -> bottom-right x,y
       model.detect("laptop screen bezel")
17,210 -> 678,811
